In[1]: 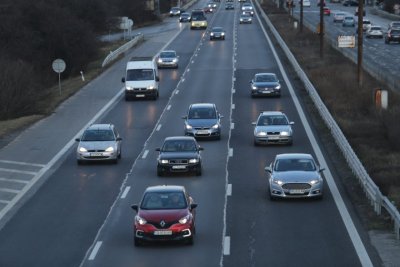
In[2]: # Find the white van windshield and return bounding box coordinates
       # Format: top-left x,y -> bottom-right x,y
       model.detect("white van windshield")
126,69 -> 155,81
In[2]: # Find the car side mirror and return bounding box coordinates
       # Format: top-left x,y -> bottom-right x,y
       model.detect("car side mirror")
249,80 -> 253,84
121,77 -> 125,83
252,122 -> 256,126
116,137 -> 122,141
319,168 -> 325,173
264,166 -> 272,173
198,147 -> 204,151
289,121 -> 294,125
190,203 -> 198,210
155,148 -> 161,151
75,138 -> 80,142
131,204 -> 138,212
156,76 -> 160,82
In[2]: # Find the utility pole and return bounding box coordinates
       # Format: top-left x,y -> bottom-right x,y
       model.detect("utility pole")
357,0 -> 364,87
319,0 -> 324,58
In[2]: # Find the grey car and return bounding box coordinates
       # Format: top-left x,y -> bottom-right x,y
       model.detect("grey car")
265,154 -> 324,200
239,14 -> 252,24
75,124 -> 122,164
210,27 -> 226,40
342,16 -> 355,27
183,103 -> 223,140
252,111 -> 293,146
157,50 -> 179,69
250,73 -> 281,97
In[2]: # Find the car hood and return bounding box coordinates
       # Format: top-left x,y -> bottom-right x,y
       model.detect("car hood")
139,209 -> 188,222
186,119 -> 218,127
253,81 -> 279,88
159,151 -> 200,159
79,141 -> 116,150
125,80 -> 156,88
273,171 -> 321,182
255,125 -> 291,133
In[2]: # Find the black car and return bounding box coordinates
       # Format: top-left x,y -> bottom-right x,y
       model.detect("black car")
385,29 -> 400,44
209,27 -> 226,40
343,0 -> 358,6
156,136 -> 203,176
183,103 -> 223,139
179,12 -> 191,22
225,3 -> 235,9
250,73 -> 281,97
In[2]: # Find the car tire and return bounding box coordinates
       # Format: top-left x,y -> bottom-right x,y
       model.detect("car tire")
118,149 -> 122,159
125,95 -> 130,101
195,166 -> 202,176
134,237 -> 142,247
186,236 -> 194,245
157,168 -> 163,177
254,140 -> 259,146
112,159 -> 118,164
77,160 -> 84,165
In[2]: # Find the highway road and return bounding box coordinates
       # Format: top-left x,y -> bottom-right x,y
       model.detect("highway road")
0,0 -> 384,266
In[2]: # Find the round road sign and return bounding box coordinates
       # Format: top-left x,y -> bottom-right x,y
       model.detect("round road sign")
52,59 -> 66,73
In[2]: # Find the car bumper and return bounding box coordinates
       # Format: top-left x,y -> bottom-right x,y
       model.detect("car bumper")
185,128 -> 221,139
210,35 -> 225,40
134,224 -> 194,242
125,89 -> 158,99
270,183 -> 323,198
240,20 -> 252,23
76,151 -> 118,161
254,136 -> 292,145
251,88 -> 281,97
157,163 -> 201,174
157,62 -> 178,68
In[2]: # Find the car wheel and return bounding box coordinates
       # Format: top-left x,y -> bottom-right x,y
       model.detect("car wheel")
186,236 -> 194,245
254,140 -> 259,146
77,160 -> 84,165
195,166 -> 202,176
118,148 -> 122,159
157,168 -> 163,177
112,159 -> 118,164
134,237 -> 142,247
385,39 -> 389,44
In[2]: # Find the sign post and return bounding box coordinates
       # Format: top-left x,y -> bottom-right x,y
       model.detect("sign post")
52,59 -> 66,95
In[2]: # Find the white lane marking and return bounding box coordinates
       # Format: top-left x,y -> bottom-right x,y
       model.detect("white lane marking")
0,87 -> 124,222
121,186 -> 130,199
254,3 -> 373,266
156,124 -> 162,131
227,184 -> 232,196
182,78 -> 185,82
142,150 -> 149,159
231,104 -> 235,110
167,105 -> 172,110
0,168 -> 36,176
187,68 -> 190,72
223,236 -> 231,255
175,90 -> 180,94
0,160 -> 45,168
232,89 -> 236,93
0,188 -> 19,194
88,241 -> 102,260
233,77 -> 236,82
228,148 -> 233,157
0,177 -> 29,184
231,123 -> 235,130
0,200 -> 10,204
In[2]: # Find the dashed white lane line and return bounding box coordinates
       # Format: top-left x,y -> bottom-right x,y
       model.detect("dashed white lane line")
231,104 -> 235,110
0,168 -> 37,176
227,184 -> 232,196
156,124 -> 162,131
228,148 -> 233,157
0,188 -> 19,194
175,90 -> 180,95
167,105 -> 172,110
223,236 -> 231,255
0,160 -> 45,168
121,186 -> 130,199
88,241 -> 102,260
0,177 -> 29,184
142,150 -> 149,159
231,123 -> 235,130
232,89 -> 236,93
0,200 -> 10,204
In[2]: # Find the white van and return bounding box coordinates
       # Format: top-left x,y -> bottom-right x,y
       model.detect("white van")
121,57 -> 159,100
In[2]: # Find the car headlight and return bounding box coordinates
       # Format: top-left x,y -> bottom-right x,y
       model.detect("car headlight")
211,33 -> 214,36
221,32 -> 225,36
310,179 -> 320,185
189,158 -> 199,164
147,86 -> 155,90
159,159 -> 169,164
105,146 -> 114,152
256,131 -> 267,137
125,86 -> 133,90
273,179 -> 284,186
212,124 -> 219,129
275,84 -> 281,90
179,215 -> 191,224
251,85 -> 257,90
280,131 -> 290,136
185,124 -> 192,130
172,58 -> 178,63
240,18 -> 243,21
158,58 -> 163,63
79,147 -> 87,153
135,215 -> 147,225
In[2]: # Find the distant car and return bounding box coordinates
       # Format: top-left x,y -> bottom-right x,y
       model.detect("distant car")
169,7 -> 183,16
385,28 -> 400,44
323,7 -> 331,16
157,50 -> 178,69
239,13 -> 253,24
342,16 -> 355,27
388,21 -> 400,30
156,136 -> 203,176
179,12 -> 191,22
190,9 -> 207,29
241,3 -> 254,15
343,0 -> 358,6
365,25 -> 383,38
250,73 -> 281,97
362,19 -> 371,31
183,103 -> 223,139
242,10 -> 253,16
207,1 -> 217,8
225,3 -> 235,9
333,12 -> 345,22
204,6 -> 214,13
299,0 -> 311,7
210,26 -> 226,40
265,153 -> 325,200
75,124 -> 122,164
355,7 -> 365,16
131,185 -> 197,246
252,111 -> 294,146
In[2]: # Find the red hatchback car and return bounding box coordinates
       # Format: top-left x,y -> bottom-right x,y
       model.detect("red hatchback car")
131,185 -> 197,246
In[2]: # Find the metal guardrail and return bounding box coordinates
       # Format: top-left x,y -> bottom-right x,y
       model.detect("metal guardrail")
254,0 -> 400,239
101,33 -> 144,67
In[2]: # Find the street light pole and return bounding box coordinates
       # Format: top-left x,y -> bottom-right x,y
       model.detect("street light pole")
319,0 -> 324,58
357,0 -> 364,87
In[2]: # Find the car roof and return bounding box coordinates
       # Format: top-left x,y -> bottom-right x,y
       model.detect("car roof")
144,185 -> 185,193
189,103 -> 216,109
275,153 -> 314,160
86,124 -> 113,131
260,111 -> 285,116
160,50 -> 176,54
164,136 -> 197,142
255,72 -> 276,76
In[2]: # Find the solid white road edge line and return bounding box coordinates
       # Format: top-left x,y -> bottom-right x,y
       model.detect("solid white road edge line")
88,241 -> 102,260
253,3 -> 373,267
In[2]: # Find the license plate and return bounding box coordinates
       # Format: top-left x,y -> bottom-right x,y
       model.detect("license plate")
290,189 -> 305,194
172,165 -> 186,169
154,230 -> 172,236
136,94 -> 145,97
262,90 -> 271,94
90,152 -> 103,157
268,136 -> 279,140
197,130 -> 209,135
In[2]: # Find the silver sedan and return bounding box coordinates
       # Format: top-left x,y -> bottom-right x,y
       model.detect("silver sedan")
157,50 -> 179,69
252,111 -> 293,145
265,154 -> 324,200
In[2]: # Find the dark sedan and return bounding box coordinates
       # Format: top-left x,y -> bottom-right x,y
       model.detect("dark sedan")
131,185 -> 197,246
156,136 -> 203,176
385,29 -> 400,44
210,26 -> 226,40
250,73 -> 281,97
183,103 -> 223,140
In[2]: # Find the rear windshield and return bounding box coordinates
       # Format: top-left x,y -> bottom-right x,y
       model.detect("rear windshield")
126,69 -> 154,81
